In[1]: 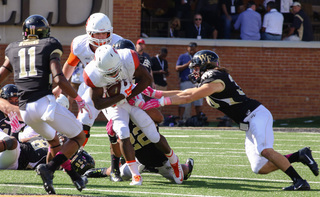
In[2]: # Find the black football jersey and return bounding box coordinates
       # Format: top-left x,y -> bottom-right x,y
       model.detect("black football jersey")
199,69 -> 261,124
5,37 -> 63,110
18,136 -> 48,170
129,121 -> 167,167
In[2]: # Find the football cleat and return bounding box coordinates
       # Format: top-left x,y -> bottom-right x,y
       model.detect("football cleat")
184,158 -> 194,180
171,159 -> 184,184
110,170 -> 123,182
72,176 -> 88,192
35,164 -> 56,194
282,179 -> 310,191
299,147 -> 319,176
130,175 -> 142,186
84,168 -> 108,178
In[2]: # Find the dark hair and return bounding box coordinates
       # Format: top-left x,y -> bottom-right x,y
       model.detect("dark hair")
267,1 -> 276,9
189,42 -> 197,47
160,47 -> 168,54
247,1 -> 256,8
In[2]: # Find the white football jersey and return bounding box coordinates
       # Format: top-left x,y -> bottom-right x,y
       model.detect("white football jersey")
69,33 -> 123,67
83,48 -> 140,88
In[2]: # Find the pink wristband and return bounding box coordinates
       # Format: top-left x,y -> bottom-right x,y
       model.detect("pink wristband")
164,97 -> 172,105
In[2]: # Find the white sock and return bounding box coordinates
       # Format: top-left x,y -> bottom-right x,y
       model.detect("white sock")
165,149 -> 178,164
126,160 -> 140,176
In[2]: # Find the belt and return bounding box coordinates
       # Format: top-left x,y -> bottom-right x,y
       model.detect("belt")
266,32 -> 281,36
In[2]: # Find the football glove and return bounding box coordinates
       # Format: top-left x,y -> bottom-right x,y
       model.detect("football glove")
120,80 -> 133,98
142,97 -> 172,110
5,111 -> 25,133
142,86 -> 163,99
74,95 -> 92,119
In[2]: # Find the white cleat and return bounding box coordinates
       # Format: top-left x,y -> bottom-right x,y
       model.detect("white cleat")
171,159 -> 184,184
130,175 -> 142,186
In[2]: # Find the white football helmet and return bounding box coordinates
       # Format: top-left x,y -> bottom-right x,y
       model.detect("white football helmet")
86,13 -> 113,47
56,94 -> 69,109
94,45 -> 122,83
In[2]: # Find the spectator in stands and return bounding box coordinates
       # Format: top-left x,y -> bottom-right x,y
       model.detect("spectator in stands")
280,0 -> 294,23
234,1 -> 262,40
220,0 -> 244,39
261,1 -> 284,40
168,17 -> 181,38
196,0 -> 221,38
151,47 -> 169,90
175,42 -> 203,125
283,2 -> 313,41
136,39 -> 151,60
186,13 -> 217,39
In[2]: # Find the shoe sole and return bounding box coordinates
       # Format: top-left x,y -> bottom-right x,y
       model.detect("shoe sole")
36,167 -> 56,194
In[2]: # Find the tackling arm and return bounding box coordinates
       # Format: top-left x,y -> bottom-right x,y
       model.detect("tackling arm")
127,64 -> 152,101
0,59 -> 13,85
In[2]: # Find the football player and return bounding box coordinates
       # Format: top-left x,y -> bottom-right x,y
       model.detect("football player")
53,13 -> 123,147
0,15 -> 91,194
83,45 -> 184,186
141,50 -> 319,191
84,121 -> 194,183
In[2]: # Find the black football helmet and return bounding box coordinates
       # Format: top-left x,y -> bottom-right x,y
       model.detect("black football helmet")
113,39 -> 136,51
22,14 -> 50,40
188,50 -> 220,83
0,84 -> 18,100
71,150 -> 95,175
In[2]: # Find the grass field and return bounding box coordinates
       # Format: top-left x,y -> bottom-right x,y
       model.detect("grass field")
1,126 -> 320,197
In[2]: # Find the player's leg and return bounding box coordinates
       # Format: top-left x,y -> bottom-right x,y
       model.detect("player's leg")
77,82 -> 101,147
22,97 -> 87,193
130,107 -> 183,184
108,106 -> 142,185
246,105 -> 310,191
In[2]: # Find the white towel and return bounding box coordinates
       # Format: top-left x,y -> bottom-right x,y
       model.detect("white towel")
41,95 -> 57,121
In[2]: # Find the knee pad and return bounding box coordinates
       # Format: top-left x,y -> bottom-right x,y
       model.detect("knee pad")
113,121 -> 130,139
139,121 -> 160,143
3,136 -> 17,150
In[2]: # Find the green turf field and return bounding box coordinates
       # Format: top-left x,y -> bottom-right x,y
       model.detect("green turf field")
1,126 -> 320,197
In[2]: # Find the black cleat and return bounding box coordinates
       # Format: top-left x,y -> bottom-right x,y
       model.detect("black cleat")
84,168 -> 108,178
299,147 -> 319,176
73,176 -> 88,192
184,158 -> 194,180
35,164 -> 56,194
282,179 -> 310,191
110,171 -> 123,182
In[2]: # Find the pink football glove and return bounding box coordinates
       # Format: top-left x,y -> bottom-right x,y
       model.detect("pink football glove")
5,111 -> 25,133
74,95 -> 93,119
128,94 -> 145,109
142,86 -> 163,99
142,97 -> 172,110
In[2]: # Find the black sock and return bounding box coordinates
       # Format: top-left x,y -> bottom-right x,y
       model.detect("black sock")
285,152 -> 299,163
47,154 -> 68,172
66,167 -> 81,181
285,166 -> 302,182
111,154 -> 120,173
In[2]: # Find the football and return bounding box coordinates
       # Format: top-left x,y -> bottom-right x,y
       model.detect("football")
105,82 -> 121,97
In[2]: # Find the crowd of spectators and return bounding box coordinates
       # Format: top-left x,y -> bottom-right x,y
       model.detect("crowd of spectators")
141,0 -> 315,41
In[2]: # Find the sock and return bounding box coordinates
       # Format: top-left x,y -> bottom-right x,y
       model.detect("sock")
285,152 -> 299,163
111,154 -> 120,173
126,160 -> 140,176
82,129 -> 90,147
165,149 -> 178,164
285,166 -> 302,182
61,159 -> 81,181
47,152 -> 68,172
